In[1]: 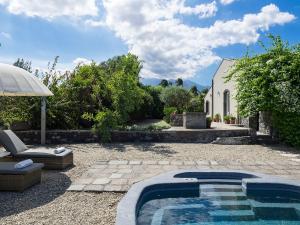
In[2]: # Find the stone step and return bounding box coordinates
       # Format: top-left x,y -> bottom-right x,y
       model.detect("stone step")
200,191 -> 246,200
209,209 -> 255,218
212,136 -> 255,145
151,204 -> 256,225
210,200 -> 252,210
200,184 -> 243,192
249,200 -> 300,209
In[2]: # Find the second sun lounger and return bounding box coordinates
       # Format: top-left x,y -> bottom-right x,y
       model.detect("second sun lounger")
0,162 -> 44,192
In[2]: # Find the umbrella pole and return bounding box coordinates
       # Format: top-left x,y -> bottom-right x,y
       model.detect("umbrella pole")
41,97 -> 46,145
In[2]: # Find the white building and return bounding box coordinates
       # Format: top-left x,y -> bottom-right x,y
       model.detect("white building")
204,59 -> 237,121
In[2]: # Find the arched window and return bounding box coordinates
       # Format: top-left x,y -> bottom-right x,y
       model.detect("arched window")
223,90 -> 230,116
205,101 -> 210,114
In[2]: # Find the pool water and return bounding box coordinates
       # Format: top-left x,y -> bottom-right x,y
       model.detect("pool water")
137,184 -> 300,225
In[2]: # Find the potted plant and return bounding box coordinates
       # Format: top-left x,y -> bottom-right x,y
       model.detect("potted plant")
224,115 -> 231,124
230,116 -> 236,124
214,114 -> 221,122
206,117 -> 212,128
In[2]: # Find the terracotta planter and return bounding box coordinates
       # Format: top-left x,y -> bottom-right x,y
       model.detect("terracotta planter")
224,120 -> 230,124
230,119 -> 236,124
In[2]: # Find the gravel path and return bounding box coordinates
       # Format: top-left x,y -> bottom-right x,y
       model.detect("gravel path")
0,143 -> 299,225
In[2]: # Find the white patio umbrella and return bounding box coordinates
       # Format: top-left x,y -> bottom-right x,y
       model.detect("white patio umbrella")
0,63 -> 53,144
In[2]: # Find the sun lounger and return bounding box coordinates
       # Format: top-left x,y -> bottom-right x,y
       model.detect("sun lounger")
0,130 -> 73,170
0,161 -> 43,191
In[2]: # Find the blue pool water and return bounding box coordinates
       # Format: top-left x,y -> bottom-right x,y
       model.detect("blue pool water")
137,184 -> 300,225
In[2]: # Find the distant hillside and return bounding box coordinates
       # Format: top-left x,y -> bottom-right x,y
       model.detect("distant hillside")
141,78 -> 208,91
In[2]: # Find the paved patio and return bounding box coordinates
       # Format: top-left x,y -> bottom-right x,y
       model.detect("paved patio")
68,157 -> 300,192
168,122 -> 248,131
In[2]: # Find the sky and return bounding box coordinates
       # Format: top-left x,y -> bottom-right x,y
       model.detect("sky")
0,0 -> 299,86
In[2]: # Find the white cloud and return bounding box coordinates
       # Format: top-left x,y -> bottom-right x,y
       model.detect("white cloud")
85,19 -> 106,27
220,0 -> 236,5
73,57 -> 93,66
0,32 -> 11,39
179,1 -> 217,19
98,1 -> 295,79
0,0 -> 98,20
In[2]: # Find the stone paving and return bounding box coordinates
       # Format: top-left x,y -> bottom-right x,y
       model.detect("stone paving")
68,159 -> 300,192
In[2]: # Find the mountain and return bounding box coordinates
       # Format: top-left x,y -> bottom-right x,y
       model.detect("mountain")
141,78 -> 209,91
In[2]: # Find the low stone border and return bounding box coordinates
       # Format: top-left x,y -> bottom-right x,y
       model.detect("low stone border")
15,128 -> 251,144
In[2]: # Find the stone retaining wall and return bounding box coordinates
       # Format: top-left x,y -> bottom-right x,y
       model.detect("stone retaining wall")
15,129 -> 250,145
259,111 -> 273,135
170,114 -> 183,126
15,130 -> 100,145
111,129 -> 250,143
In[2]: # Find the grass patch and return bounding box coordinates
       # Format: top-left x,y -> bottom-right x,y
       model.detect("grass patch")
123,119 -> 171,131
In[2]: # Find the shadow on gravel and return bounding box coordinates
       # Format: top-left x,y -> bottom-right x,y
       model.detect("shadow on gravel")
103,143 -> 177,157
266,144 -> 300,154
0,171 -> 71,218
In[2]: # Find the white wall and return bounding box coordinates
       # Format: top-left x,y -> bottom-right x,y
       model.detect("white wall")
212,59 -> 237,120
204,87 -> 212,117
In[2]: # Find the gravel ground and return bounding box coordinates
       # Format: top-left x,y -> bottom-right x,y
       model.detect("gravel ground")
0,143 -> 299,225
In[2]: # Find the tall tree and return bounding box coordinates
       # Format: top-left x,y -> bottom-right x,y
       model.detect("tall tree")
176,78 -> 183,86
159,79 -> 169,87
190,85 -> 198,96
201,88 -> 209,95
13,58 -> 32,72
160,86 -> 191,112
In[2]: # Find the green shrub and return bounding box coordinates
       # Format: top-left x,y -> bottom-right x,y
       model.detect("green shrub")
0,97 -> 35,128
163,107 -> 177,123
160,86 -> 191,113
206,117 -> 212,128
186,95 -> 204,112
273,112 -> 300,148
83,110 -> 118,142
130,86 -> 164,120
227,35 -> 300,147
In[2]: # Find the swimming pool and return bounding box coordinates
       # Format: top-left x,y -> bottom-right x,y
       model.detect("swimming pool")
116,170 -> 300,225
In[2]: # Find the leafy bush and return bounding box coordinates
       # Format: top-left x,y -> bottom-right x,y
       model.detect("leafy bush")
0,60 -> 38,128
227,35 -> 300,147
163,107 -> 177,123
146,86 -> 164,119
0,54 -> 147,130
186,95 -> 204,112
273,112 -> 300,148
0,97 -> 35,128
206,117 -> 212,128
130,86 -> 164,120
108,70 -> 145,124
160,87 -> 191,113
83,110 -> 118,142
